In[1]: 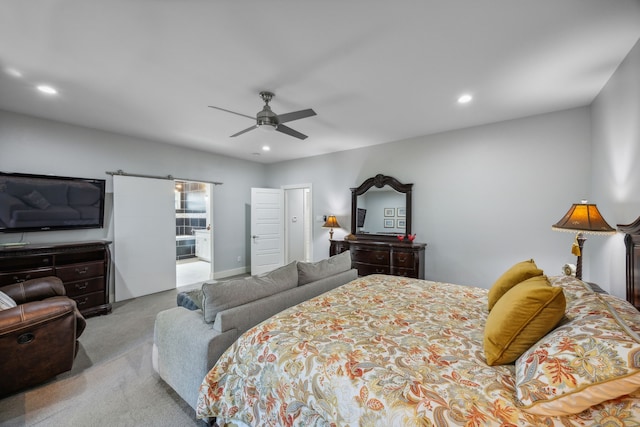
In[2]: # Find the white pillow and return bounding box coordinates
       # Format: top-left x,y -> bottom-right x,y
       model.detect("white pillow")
0,290 -> 17,311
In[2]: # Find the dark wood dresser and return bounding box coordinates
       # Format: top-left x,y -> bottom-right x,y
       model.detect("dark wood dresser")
330,239 -> 426,279
0,240 -> 112,317
618,216 -> 640,310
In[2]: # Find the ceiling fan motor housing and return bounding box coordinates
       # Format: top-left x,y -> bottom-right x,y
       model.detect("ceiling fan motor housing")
257,91 -> 278,129
257,105 -> 278,129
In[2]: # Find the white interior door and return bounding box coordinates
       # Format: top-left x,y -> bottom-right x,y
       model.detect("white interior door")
113,175 -> 176,301
251,188 -> 284,275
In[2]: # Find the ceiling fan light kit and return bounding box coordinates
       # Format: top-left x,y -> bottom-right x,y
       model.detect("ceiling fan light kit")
209,91 -> 316,140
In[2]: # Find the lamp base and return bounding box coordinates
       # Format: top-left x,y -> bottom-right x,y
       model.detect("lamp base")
575,233 -> 586,280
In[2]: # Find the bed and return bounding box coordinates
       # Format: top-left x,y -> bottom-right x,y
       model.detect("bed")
196,230 -> 640,426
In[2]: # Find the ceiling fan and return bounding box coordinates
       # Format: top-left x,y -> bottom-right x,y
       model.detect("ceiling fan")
209,91 -> 316,140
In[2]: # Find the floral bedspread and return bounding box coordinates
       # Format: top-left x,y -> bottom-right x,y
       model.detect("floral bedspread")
196,274 -> 640,426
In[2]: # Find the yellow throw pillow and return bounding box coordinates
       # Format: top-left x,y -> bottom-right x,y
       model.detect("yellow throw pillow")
484,275 -> 566,366
487,259 -> 543,311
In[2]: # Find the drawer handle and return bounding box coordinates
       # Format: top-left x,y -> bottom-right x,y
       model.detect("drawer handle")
375,255 -> 385,261
397,256 -> 407,262
376,269 -> 386,273
13,275 -> 30,283
75,282 -> 89,290
75,267 -> 89,275
76,297 -> 89,306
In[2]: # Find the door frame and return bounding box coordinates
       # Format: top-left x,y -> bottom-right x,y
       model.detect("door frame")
174,179 -> 215,284
282,183 -> 313,263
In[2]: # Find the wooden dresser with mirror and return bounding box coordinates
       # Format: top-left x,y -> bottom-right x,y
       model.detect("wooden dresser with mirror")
330,174 -> 426,279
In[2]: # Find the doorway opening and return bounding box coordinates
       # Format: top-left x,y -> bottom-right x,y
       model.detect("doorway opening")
284,184 -> 312,263
175,180 -> 214,288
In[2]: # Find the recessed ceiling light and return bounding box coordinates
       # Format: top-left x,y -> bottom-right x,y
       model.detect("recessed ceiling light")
5,67 -> 22,78
262,145 -> 270,151
458,94 -> 473,104
36,85 -> 58,95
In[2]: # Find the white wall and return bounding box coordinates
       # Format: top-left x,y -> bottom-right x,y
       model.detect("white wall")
267,107 -> 591,289
0,110 -> 267,280
590,39 -> 640,298
4,52 -> 637,298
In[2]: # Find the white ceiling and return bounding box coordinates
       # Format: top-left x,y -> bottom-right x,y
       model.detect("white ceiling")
1,1 -> 639,164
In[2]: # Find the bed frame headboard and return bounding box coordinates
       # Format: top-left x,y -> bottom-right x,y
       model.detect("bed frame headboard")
618,216 -> 640,310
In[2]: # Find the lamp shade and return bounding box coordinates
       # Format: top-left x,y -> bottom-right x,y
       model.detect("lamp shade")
552,202 -> 615,235
323,215 -> 340,228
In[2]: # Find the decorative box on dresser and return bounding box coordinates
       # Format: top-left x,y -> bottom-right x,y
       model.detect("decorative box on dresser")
330,239 -> 426,279
0,240 -> 112,317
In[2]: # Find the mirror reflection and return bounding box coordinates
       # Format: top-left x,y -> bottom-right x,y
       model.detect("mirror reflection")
356,189 -> 406,235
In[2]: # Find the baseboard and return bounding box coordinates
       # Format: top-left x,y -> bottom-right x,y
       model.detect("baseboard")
214,266 -> 249,279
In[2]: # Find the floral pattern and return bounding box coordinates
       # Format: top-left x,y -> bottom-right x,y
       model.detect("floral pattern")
196,275 -> 640,426
516,279 -> 640,416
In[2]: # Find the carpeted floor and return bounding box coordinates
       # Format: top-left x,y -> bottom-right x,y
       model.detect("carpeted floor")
0,287 -> 207,427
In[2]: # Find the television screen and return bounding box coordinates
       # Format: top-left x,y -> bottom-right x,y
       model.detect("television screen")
357,208 -> 367,228
0,172 -> 106,233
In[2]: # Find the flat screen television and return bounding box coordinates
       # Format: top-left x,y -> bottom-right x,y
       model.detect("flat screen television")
0,172 -> 106,233
357,207 -> 367,228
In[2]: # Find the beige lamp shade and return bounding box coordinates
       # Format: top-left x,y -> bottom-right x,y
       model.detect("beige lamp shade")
552,202 -> 615,234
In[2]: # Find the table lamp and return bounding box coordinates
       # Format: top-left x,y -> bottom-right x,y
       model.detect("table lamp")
323,215 -> 340,240
552,200 -> 615,280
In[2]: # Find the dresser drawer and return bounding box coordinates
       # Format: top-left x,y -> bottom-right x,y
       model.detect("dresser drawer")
71,291 -> 106,312
393,251 -> 416,268
355,262 -> 390,276
0,255 -> 52,270
56,261 -> 104,282
64,277 -> 104,297
0,268 -> 55,285
351,249 -> 389,265
392,267 -> 417,278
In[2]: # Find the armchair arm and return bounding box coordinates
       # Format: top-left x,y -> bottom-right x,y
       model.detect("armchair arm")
0,296 -> 84,397
0,276 -> 66,305
0,296 -> 85,336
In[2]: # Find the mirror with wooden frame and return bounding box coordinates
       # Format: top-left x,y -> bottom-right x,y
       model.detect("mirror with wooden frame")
350,174 -> 413,240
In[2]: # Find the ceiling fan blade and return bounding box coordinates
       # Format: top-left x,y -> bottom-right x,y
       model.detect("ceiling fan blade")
276,124 -> 308,140
208,105 -> 254,120
277,108 -> 316,124
231,125 -> 258,137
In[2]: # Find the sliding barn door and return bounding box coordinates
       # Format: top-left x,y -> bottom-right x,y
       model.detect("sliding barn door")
113,175 -> 176,301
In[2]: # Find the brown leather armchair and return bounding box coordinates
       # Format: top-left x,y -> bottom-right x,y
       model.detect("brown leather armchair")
0,276 -> 86,397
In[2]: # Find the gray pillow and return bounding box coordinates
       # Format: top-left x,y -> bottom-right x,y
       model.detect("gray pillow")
176,289 -> 203,310
202,261 -> 298,323
297,250 -> 351,286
